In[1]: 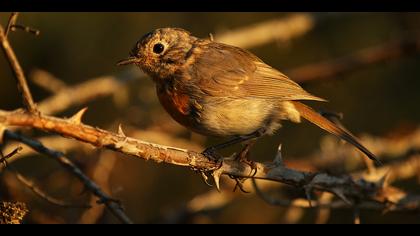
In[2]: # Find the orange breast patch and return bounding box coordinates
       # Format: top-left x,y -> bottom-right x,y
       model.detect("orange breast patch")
156,85 -> 191,126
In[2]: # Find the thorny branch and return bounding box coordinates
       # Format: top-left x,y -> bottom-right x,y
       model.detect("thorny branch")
0,13 -> 134,224
1,146 -> 89,208
161,128 -> 420,223
0,109 -> 416,213
10,169 -> 91,209
78,151 -> 118,224
2,130 -> 133,224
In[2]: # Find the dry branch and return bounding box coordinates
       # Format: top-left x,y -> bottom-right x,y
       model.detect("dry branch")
11,169 -> 91,209
0,109 -> 410,211
78,151 -> 118,224
2,129 -> 133,224
2,145 -> 89,208
37,75 -> 130,115
159,130 -> 420,223
4,13 -> 19,37
0,16 -> 37,113
30,69 -> 69,93
289,36 -> 420,84
215,13 -> 314,49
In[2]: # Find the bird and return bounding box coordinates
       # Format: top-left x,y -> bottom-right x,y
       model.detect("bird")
117,27 -> 381,165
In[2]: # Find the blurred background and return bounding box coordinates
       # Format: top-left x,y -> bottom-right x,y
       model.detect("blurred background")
0,12 -> 419,224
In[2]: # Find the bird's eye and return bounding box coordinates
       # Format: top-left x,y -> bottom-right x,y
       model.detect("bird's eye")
153,43 -> 165,54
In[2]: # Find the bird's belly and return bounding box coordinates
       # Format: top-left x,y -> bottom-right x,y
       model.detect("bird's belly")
197,98 -> 280,136
156,85 -> 295,137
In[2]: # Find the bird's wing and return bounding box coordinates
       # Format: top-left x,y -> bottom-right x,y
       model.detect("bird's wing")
189,42 -> 326,102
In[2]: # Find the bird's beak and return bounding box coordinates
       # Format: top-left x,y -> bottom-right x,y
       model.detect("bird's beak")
116,56 -> 139,66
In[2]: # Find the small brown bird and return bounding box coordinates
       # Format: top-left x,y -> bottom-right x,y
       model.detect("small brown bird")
118,27 -> 380,164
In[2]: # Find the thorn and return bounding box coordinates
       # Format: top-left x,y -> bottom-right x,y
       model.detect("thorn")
200,172 -> 212,187
69,107 -> 88,124
212,168 -> 223,192
208,33 -> 214,42
233,178 -> 250,193
118,124 -> 127,137
6,146 -> 23,158
273,144 -> 283,166
332,188 -> 352,205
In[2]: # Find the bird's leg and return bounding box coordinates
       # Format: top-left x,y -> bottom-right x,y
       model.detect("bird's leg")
236,139 -> 255,161
202,127 -> 266,163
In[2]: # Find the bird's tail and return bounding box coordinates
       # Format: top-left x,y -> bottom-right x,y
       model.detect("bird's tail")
291,101 -> 381,165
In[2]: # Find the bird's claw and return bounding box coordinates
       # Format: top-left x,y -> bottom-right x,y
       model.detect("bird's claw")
202,147 -> 223,161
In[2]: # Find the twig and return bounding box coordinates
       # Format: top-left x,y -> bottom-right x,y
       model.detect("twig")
36,74 -> 131,115
0,109 -> 415,212
1,136 -> 91,168
10,25 -> 40,36
3,130 -> 133,224
0,146 -> 22,165
288,36 -> 420,84
1,146 -> 88,212
78,151 -> 118,223
168,145 -> 420,223
215,13 -> 314,49
29,69 -> 68,93
10,168 -> 91,209
4,12 -> 19,37
0,19 -> 37,113
251,179 -> 420,212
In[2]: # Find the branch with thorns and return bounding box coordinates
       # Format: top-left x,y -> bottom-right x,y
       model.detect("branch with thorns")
1,108 -> 418,213
0,12 -> 133,224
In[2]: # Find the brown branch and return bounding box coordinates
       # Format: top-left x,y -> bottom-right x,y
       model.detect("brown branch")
4,13 -> 19,37
0,146 -> 22,165
288,35 -> 420,84
0,109 -> 406,211
29,69 -> 69,94
2,129 -> 133,224
215,13 -> 314,49
10,25 -> 40,36
35,72 -> 131,115
0,17 -> 37,113
252,179 -> 420,212
78,151 -> 118,224
11,168 -> 91,209
161,135 -> 420,223
2,136 -> 92,169
1,146 -> 88,208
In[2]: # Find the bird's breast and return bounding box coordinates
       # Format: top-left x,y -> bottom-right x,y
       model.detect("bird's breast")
156,84 -> 192,124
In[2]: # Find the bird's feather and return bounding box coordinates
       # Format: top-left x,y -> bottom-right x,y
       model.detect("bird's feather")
188,42 -> 326,102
